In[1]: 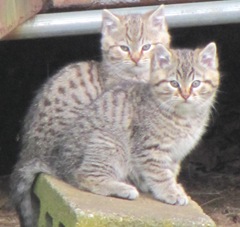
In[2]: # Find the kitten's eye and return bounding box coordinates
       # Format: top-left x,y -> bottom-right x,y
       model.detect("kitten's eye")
120,45 -> 129,52
192,80 -> 201,88
142,44 -> 151,51
170,80 -> 179,88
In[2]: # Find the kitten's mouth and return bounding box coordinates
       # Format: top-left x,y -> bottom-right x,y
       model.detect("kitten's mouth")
182,101 -> 194,107
132,65 -> 147,73
133,64 -> 144,68
182,100 -> 190,104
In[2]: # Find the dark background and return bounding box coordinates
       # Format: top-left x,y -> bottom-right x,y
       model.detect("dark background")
0,23 -> 240,176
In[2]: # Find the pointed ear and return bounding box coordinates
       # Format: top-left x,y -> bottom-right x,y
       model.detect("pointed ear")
154,44 -> 172,69
149,5 -> 167,31
102,9 -> 120,35
199,42 -> 218,69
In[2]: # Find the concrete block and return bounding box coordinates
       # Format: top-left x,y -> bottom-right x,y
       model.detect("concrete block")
34,173 -> 216,227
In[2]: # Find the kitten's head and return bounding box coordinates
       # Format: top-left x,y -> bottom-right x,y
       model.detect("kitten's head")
101,5 -> 170,82
151,43 -> 220,115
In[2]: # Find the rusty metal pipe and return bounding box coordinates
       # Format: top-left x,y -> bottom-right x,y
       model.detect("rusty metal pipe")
4,0 -> 240,40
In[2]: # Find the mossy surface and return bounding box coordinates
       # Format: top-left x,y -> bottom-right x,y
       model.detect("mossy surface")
34,174 -> 216,227
74,210 -> 181,227
34,174 -> 77,227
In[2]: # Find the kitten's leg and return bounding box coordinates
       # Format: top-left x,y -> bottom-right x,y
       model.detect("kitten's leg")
77,167 -> 139,200
137,155 -> 188,205
72,131 -> 139,200
78,176 -> 139,200
150,176 -> 189,206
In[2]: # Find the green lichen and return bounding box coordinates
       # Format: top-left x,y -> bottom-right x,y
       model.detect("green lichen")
34,174 -> 216,227
75,213 -> 175,227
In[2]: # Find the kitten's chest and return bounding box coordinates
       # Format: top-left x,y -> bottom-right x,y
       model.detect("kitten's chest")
139,107 -> 206,161
168,117 -> 206,161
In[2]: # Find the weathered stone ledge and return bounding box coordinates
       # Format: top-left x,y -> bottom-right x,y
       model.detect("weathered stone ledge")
34,174 -> 216,227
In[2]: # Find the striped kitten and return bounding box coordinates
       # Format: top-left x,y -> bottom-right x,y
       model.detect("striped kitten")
11,6 -> 170,227
101,6 -> 170,86
22,5 -> 170,157
55,42 -> 219,205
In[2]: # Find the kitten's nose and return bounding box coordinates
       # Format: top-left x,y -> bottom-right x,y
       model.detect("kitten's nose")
180,88 -> 191,100
181,93 -> 190,100
130,53 -> 141,64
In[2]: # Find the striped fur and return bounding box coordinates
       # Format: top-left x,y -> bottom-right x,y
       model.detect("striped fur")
101,6 -> 170,86
10,6 -> 170,227
17,42 -> 220,218
54,43 -> 219,206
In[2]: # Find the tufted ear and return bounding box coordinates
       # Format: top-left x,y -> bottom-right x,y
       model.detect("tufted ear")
149,5 -> 167,31
199,42 -> 218,69
102,9 -> 120,35
154,44 -> 172,69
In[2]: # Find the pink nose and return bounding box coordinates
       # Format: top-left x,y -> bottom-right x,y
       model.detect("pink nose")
130,55 -> 141,64
181,93 -> 190,100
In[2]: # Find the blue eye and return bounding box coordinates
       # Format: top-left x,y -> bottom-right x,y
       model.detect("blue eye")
170,80 -> 179,88
192,80 -> 201,88
120,45 -> 129,52
142,44 -> 151,51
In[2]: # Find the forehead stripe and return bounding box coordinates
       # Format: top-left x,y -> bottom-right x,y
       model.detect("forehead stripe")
177,69 -> 182,80
125,24 -> 133,42
188,68 -> 194,80
154,79 -> 168,87
139,21 -> 144,42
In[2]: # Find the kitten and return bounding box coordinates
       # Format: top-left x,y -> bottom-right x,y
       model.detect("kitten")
11,42 -> 220,227
100,6 -> 170,86
55,42 -> 219,205
11,6 -> 171,227
21,5 -> 170,157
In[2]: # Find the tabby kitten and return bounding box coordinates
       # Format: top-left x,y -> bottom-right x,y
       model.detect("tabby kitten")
11,6 -> 170,227
100,6 -> 170,86
54,42 -> 219,206
21,5 -> 170,157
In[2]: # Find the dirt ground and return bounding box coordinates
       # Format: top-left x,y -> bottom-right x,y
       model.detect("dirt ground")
181,171 -> 240,227
0,171 -> 239,227
0,176 -> 19,227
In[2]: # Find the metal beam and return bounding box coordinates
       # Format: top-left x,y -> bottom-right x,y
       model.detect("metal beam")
4,0 -> 240,40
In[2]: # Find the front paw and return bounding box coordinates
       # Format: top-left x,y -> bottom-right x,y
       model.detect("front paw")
154,184 -> 189,206
165,190 -> 189,206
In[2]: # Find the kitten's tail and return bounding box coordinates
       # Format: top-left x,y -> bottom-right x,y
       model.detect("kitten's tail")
10,158 -> 52,227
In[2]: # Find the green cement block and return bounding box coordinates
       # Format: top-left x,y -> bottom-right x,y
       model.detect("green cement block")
33,173 -> 216,227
